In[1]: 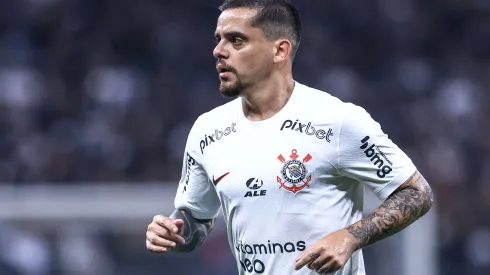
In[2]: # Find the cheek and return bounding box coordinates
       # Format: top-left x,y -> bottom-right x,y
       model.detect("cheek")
239,50 -> 272,75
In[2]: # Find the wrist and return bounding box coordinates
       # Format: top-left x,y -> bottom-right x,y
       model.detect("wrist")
340,228 -> 361,251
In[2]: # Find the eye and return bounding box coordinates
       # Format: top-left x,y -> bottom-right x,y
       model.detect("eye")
231,36 -> 244,45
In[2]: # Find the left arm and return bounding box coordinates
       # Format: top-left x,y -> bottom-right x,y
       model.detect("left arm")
295,170 -> 434,273
346,170 -> 434,249
295,104 -> 435,273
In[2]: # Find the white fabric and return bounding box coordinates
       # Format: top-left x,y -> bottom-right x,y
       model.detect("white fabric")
174,82 -> 417,275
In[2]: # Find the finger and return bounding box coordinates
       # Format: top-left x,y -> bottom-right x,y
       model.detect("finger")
295,250 -> 306,262
148,223 -> 184,244
147,228 -> 185,245
168,233 -> 186,245
148,223 -> 170,238
146,239 -> 169,253
318,258 -> 342,274
173,219 -> 184,227
154,216 -> 179,233
294,251 -> 320,270
318,267 -> 331,275
318,264 -> 333,274
146,232 -> 177,248
173,219 -> 184,235
308,255 -> 331,271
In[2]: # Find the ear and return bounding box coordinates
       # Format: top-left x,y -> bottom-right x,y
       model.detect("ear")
272,39 -> 292,63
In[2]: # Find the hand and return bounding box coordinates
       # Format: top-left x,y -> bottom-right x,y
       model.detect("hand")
294,229 -> 358,274
146,215 -> 186,253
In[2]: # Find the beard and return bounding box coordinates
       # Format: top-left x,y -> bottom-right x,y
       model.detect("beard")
219,75 -> 244,98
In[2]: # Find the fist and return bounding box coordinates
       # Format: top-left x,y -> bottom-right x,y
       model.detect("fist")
294,229 -> 358,274
146,215 -> 186,253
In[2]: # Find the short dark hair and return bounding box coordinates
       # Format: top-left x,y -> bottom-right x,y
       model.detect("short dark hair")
219,0 -> 302,60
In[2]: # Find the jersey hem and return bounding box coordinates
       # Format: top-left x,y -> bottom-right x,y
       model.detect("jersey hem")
374,164 -> 417,200
175,206 -> 218,220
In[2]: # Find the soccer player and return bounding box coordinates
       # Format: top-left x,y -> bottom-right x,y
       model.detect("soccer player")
145,0 -> 434,274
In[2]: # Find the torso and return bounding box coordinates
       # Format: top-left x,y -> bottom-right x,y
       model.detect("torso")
197,82 -> 366,275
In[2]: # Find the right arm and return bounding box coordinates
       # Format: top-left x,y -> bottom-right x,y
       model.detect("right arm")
146,116 -> 221,253
146,210 -> 215,253
168,209 -> 215,252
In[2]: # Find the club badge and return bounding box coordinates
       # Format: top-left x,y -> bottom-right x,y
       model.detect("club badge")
277,149 -> 312,194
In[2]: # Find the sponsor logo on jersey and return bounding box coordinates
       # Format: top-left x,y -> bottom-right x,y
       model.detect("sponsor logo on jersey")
280,119 -> 333,142
276,149 -> 312,194
244,177 -> 266,197
360,136 -> 393,178
182,152 -> 196,193
236,240 -> 306,274
213,172 -> 230,186
199,122 -> 236,154
235,240 -> 306,255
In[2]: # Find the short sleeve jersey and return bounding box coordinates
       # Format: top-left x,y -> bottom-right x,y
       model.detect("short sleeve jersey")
174,82 -> 417,275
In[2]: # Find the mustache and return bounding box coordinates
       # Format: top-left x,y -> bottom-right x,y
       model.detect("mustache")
216,63 -> 236,73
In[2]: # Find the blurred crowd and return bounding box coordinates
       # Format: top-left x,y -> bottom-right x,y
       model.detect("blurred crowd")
0,0 -> 489,274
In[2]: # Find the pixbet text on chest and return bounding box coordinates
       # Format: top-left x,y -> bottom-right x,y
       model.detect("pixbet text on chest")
200,122 -> 237,154
280,119 -> 334,142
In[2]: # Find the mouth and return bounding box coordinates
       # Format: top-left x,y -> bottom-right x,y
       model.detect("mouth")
217,67 -> 234,79
217,63 -> 233,73
219,71 -> 232,78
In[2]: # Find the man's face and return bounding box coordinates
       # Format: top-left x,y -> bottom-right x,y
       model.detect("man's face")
213,8 -> 275,98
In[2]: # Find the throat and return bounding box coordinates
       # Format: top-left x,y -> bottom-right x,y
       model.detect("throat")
241,81 -> 295,122
242,92 -> 292,122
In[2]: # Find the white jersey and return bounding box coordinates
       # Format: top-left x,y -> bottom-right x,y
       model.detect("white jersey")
174,82 -> 417,275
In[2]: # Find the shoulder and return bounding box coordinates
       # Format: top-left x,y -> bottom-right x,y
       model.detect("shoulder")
196,97 -> 239,124
294,82 -> 372,123
190,98 -> 240,135
295,82 -> 344,106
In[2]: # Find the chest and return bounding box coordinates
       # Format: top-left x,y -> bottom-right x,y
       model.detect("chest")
201,121 -> 338,202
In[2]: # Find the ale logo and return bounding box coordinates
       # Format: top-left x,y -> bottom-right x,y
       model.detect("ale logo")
244,178 -> 267,198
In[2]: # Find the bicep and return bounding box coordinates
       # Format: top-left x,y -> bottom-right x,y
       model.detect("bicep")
174,151 -> 221,220
337,105 -> 417,200
174,118 -> 221,220
390,170 -> 433,200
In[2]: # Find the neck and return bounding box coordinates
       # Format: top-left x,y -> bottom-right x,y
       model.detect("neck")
241,73 -> 295,122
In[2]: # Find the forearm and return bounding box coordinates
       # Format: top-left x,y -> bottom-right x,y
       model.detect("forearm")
169,209 -> 214,252
346,171 -> 434,250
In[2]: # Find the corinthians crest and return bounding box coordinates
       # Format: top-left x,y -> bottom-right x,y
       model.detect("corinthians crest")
277,149 -> 312,194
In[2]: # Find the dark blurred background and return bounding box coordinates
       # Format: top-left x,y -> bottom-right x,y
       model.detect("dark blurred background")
0,0 -> 488,274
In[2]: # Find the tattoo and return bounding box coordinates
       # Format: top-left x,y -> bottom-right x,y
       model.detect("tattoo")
347,171 -> 434,249
313,262 -> 324,270
308,252 -> 320,260
307,252 -> 321,269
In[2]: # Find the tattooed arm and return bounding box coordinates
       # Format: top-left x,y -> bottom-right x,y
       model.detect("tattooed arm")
294,170 -> 434,273
346,170 -> 434,249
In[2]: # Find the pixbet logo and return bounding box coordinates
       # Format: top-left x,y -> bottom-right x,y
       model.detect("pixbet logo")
280,119 -> 333,142
360,136 -> 393,178
200,122 -> 236,154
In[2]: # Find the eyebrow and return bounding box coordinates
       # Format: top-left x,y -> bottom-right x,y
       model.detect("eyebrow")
214,30 -> 247,39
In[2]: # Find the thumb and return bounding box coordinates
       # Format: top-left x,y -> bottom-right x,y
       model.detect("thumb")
173,219 -> 184,235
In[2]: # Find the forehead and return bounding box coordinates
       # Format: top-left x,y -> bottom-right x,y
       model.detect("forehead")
215,7 -> 258,34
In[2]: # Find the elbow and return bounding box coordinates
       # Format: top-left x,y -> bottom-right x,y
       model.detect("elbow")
404,170 -> 435,217
420,183 -> 434,216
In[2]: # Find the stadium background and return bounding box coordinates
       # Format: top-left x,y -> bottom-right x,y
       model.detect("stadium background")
0,0 -> 488,274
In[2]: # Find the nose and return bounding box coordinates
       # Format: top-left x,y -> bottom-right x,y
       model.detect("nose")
213,40 -> 228,59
